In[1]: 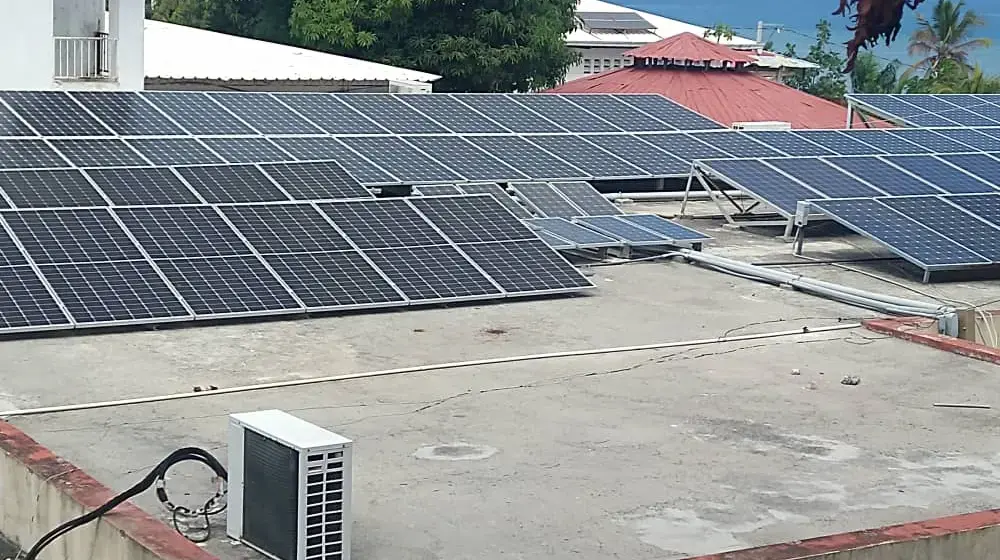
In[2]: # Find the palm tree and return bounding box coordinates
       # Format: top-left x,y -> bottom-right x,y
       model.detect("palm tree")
904,0 -> 991,79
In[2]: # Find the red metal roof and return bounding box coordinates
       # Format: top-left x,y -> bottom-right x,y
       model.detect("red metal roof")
626,32 -> 754,66
547,67 -> 886,129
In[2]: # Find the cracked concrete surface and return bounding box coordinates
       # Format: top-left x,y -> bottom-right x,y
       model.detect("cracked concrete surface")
3,223 -> 1000,560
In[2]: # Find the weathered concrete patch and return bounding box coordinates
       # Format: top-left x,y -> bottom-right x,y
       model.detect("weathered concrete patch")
413,443 -> 498,461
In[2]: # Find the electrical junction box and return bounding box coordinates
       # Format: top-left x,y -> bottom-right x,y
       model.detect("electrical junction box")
227,410 -> 353,560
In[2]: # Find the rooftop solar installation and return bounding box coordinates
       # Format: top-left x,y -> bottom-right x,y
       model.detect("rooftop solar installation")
946,193 -> 1000,227
85,167 -> 203,206
524,217 -> 621,249
573,216 -> 681,246
741,131 -> 835,156
765,158 -> 883,199
559,94 -> 676,132
696,159 -> 823,216
880,155 -> 996,194
68,91 -> 185,136
412,184 -> 463,197
0,91 -> 112,136
841,130 -> 931,154
688,132 -> 784,158
614,94 -> 723,130
582,134 -> 690,176
883,129 -> 973,153
206,92 -> 324,135
124,138 -> 225,166
269,93 -> 388,135
510,182 -> 585,218
507,94 -> 622,133
453,94 -> 567,133
550,181 -> 623,216
617,214 -> 711,242
525,135 -> 647,179
0,169 -> 108,208
258,161 -> 372,200
823,156 -> 943,196
847,94 -> 1000,127
455,183 -> 533,219
395,95 -> 508,134
879,196 -> 1000,261
933,128 -> 1000,151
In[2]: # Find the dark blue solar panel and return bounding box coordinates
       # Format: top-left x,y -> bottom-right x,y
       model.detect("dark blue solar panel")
524,217 -> 620,247
637,134 -> 733,161
700,159 -> 823,215
339,136 -> 462,183
206,93 -> 324,135
69,91 -> 185,136
853,94 -> 957,127
271,137 -> 396,185
842,130 -> 930,154
561,95 -> 676,132
945,193 -> 1000,228
403,136 -> 527,182
618,214 -> 710,241
466,136 -> 586,180
395,95 -> 508,133
454,95 -> 567,133
884,129 -> 975,153
767,159 -> 883,198
880,196 -> 1000,261
581,134 -> 690,175
0,91 -> 112,136
907,95 -> 998,126
933,129 -> 1000,151
509,95 -> 621,133
525,135 -> 648,178
963,96 -> 1000,123
271,93 -> 388,134
742,132 -> 835,156
824,157 -> 940,196
573,216 -> 669,244
792,131 -> 885,155
614,94 -> 722,130
688,132 -> 783,158
0,103 -> 35,136
882,155 -> 995,194
338,94 -> 449,134
141,91 -> 255,135
937,154 -> 1000,189
810,198 -> 989,266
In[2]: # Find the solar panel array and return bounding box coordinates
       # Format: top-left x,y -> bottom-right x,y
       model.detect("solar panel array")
0,192 -> 595,335
0,91 -> 727,187
847,94 -> 1000,127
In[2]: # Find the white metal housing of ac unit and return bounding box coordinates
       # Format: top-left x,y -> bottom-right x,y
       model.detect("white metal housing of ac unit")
730,121 -> 793,131
227,410 -> 353,560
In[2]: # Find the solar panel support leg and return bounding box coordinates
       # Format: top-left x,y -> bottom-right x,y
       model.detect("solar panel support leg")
680,169 -> 695,216
792,224 -> 806,256
782,218 -> 796,242
846,103 -> 855,129
694,170 -> 738,226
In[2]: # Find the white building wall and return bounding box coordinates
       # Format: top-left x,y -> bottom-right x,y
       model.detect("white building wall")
565,46 -> 631,82
0,1 -> 56,90
114,0 -> 145,90
53,0 -> 104,37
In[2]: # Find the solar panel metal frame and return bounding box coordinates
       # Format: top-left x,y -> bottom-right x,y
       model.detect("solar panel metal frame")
533,229 -> 577,250
616,214 -> 712,243
695,158 -> 826,218
572,216 -> 679,247
523,217 -> 621,249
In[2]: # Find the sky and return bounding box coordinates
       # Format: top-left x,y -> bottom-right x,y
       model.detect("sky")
622,0 -> 1000,72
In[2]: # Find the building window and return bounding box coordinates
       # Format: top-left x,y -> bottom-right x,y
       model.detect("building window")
602,59 -> 611,71
612,58 -> 622,68
582,59 -> 592,74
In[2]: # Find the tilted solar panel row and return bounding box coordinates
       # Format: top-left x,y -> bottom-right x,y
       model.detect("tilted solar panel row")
697,151 -> 1000,216
0,195 -> 593,334
847,94 -> 1000,128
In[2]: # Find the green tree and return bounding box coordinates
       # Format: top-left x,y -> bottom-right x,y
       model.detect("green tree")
850,52 -> 900,94
781,20 -> 848,100
904,0 -> 992,78
703,24 -> 735,43
151,0 -> 292,43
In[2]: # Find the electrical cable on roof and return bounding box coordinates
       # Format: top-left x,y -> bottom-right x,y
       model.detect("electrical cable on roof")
21,447 -> 227,560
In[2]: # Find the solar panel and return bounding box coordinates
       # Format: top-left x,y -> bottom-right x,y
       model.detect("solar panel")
395,95 -> 508,133
689,132 -> 784,158
2,208 -> 144,264
509,95 -> 621,133
792,130 -> 886,155
200,138 -> 293,164
0,266 -> 71,330
176,165 -> 290,203
938,154 -> 1000,188
509,182 -> 583,217
115,206 -> 251,259
534,229 -> 576,250
933,128 -> 1000,151
457,240 -> 593,293
582,134 -> 690,176
0,140 -> 71,169
124,138 -> 225,166
413,184 -> 463,196
842,130 -> 930,154
946,193 -> 1000,227
614,94 -> 722,130
364,245 -> 502,301
39,260 -> 192,325
742,131 -> 835,156
883,129 -> 973,153
964,96 -> 1000,123
899,95 -> 996,126
524,217 -> 621,247
270,137 -> 397,185
637,133 -> 733,161
206,93 -> 324,135
550,181 -> 622,215
618,214 -> 711,241
140,91 -> 256,135
560,95 -> 676,132
881,155 -> 993,194
453,95 -> 566,133
766,159 -> 884,198
0,103 -> 35,136
698,159 -> 823,215
457,183 -> 533,219
466,136 -> 586,180
809,198 -> 990,267
0,227 -> 29,266
219,204 -> 354,254
259,161 -> 372,200
0,91 -> 112,136
849,94 -> 956,127
318,199 -> 448,249
338,136 -> 462,183
338,94 -> 448,134
0,169 -> 108,208
263,251 -> 406,309
526,135 -> 647,178
269,96 -> 384,136
85,167 -> 203,205
823,156 -> 941,196
408,195 -> 536,243
48,139 -> 150,167
879,196 -> 1000,260
154,256 -> 302,316
573,215 -> 671,245
403,136 -> 528,182
68,91 -> 185,136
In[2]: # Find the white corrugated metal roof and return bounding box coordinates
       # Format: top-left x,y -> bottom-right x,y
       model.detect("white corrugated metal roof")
754,52 -> 820,70
144,20 -> 441,83
569,0 -> 759,48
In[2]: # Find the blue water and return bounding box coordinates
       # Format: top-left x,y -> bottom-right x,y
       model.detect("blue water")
622,0 -> 1000,71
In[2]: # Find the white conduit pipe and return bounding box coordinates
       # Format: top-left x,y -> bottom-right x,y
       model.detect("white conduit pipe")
677,250 -> 950,317
0,323 -> 860,418
604,191 -> 743,201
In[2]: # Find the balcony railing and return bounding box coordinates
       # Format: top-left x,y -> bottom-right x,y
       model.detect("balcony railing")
54,35 -> 117,80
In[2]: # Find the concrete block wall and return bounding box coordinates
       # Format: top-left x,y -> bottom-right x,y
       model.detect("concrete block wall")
0,421 -> 218,560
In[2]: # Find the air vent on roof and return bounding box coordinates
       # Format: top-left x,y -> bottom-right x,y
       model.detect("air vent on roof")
577,11 -> 656,32
228,410 -> 354,560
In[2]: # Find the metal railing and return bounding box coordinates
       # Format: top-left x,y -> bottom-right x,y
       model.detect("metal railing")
54,35 -> 117,80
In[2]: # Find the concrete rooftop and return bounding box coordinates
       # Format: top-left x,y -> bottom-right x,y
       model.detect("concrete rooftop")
4,203 -> 1000,560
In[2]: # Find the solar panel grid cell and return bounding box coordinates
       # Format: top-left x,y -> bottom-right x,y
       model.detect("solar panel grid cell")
524,217 -> 620,246
200,138 -> 293,164
259,161 -> 372,200
938,154 -> 1000,188
933,129 -> 1000,151
403,136 -> 527,182
0,266 -> 70,329
457,183 -> 533,219
509,95 -> 621,133
0,140 -> 71,169
700,159 -> 823,215
115,206 -> 252,259
270,94 -> 387,135
364,245 -> 502,301
219,204 -> 355,254
0,103 -> 35,136
207,93 -> 324,135
69,92 -> 185,136
2,209 -> 145,265
176,165 -> 290,203
453,95 -> 566,133
766,159 -> 884,198
638,134 -> 733,161
154,256 -> 301,316
467,136 -> 585,180
614,94 -> 722,130
526,135 -> 646,178
574,215 -> 667,243
883,129 -> 974,153
824,157 -> 941,196
339,136 -> 461,183
395,95 -> 508,133
560,95 -> 675,132
550,181 -> 622,215
793,131 -> 886,155
582,134 -> 690,176
0,91 -> 111,136
124,138 -> 225,166
946,193 -> 1000,227
413,185 -> 463,196
263,251 -> 406,309
408,195 -> 536,243
0,227 -> 29,266
879,196 -> 1000,261
742,131 -> 835,156
49,139 -> 150,167
318,199 -> 448,249
141,91 -> 255,135
882,155 -> 994,194
338,95 -> 448,134
0,169 -> 108,208
618,214 -> 710,241
688,132 -> 784,158
85,167 -> 203,206
456,240 -> 593,293
270,137 -> 396,185
510,182 -> 583,218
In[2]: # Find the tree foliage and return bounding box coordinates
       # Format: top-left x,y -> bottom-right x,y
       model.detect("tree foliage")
850,52 -> 901,93
151,0 -> 579,92
905,0 -> 991,78
781,20 -> 848,100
